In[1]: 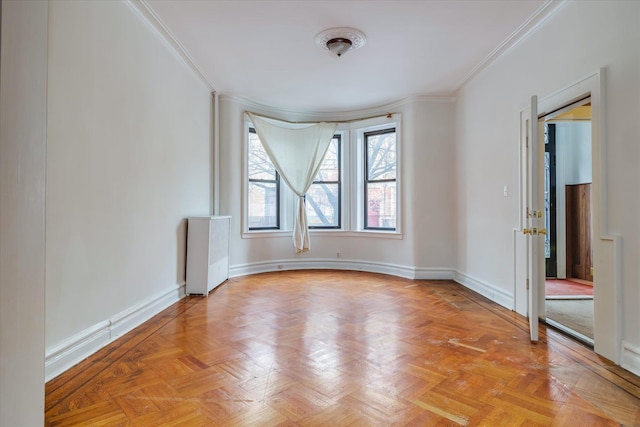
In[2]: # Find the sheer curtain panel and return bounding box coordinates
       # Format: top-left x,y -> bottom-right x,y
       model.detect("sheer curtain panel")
247,112 -> 338,252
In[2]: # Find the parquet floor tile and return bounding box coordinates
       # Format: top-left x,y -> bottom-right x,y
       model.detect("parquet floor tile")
45,270 -> 640,426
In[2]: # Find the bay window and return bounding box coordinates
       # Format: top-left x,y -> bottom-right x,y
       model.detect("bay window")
244,114 -> 400,236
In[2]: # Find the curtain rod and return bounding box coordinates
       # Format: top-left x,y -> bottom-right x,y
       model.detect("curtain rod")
245,111 -> 398,124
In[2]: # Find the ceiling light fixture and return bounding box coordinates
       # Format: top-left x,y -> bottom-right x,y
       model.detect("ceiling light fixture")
326,38 -> 352,57
315,27 -> 366,58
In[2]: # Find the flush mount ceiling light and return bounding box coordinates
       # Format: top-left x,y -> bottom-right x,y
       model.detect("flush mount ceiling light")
315,27 -> 366,57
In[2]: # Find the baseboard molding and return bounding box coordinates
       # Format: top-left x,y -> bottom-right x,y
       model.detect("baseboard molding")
45,282 -> 186,382
414,268 -> 455,280
44,321 -> 112,384
229,259 -> 454,281
454,271 -> 514,310
621,341 -> 640,377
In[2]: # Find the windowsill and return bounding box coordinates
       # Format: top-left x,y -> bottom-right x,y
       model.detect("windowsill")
242,230 -> 291,239
242,229 -> 403,240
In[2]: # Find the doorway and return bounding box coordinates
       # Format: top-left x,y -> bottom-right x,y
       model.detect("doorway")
542,99 -> 594,345
519,69 -> 621,363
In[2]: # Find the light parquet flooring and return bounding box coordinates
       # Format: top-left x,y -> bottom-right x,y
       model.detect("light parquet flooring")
45,271 -> 640,426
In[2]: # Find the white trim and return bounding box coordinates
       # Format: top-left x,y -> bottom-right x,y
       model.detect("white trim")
455,0 -> 567,92
125,0 -> 215,91
229,259 -> 453,281
44,324 -> 111,384
513,228 -> 528,316
411,95 -> 457,104
454,271 -> 515,310
45,283 -> 186,382
221,94 -> 453,122
514,69 -> 621,362
621,341 -> 640,377
109,284 -> 185,340
536,69 -> 621,363
241,229 -> 404,240
414,268 -> 456,280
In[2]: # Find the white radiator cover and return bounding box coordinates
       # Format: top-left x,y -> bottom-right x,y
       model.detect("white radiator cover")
186,216 -> 231,295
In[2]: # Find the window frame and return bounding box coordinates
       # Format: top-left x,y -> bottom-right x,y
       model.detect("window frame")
363,127 -> 397,231
247,127 -> 281,231
307,134 -> 342,229
242,114 -> 401,239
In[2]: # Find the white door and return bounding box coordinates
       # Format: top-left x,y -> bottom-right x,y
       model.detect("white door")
524,96 -> 546,342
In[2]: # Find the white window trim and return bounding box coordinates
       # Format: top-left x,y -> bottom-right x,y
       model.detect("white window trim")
242,114 -> 402,239
351,116 -> 402,236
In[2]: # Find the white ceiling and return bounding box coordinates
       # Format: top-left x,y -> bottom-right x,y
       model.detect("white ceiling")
144,0 -> 551,113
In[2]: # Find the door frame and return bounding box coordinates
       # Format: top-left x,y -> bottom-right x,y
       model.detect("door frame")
516,68 -> 622,363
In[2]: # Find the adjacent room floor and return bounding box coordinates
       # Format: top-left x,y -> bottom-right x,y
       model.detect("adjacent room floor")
46,271 -> 638,426
545,279 -> 594,342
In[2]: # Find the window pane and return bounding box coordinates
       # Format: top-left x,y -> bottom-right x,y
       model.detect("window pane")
306,183 -> 339,227
314,137 -> 339,182
367,131 -> 396,181
248,132 -> 276,180
366,181 -> 396,229
248,182 -> 278,228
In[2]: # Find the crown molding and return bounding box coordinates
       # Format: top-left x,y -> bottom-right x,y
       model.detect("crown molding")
412,94 -> 457,103
125,0 -> 216,91
219,93 -> 455,122
126,0 -> 562,112
219,94 -> 408,122
455,0 -> 568,92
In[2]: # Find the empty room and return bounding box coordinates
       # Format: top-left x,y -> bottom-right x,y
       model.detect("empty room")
2,0 -> 640,425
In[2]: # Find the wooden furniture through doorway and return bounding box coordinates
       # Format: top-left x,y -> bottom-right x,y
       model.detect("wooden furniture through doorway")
566,183 -> 593,281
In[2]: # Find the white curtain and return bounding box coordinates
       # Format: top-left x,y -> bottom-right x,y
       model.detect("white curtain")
247,112 -> 338,253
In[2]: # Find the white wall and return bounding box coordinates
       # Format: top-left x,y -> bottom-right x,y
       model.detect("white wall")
218,96 -> 456,277
0,1 -> 48,424
45,0 -> 211,374
455,1 -> 640,354
557,122 -> 592,185
555,121 -> 592,278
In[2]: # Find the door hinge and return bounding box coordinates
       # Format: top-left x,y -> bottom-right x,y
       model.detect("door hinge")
526,278 -> 530,290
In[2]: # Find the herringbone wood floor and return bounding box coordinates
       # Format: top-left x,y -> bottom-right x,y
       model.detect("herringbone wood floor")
45,271 -> 640,426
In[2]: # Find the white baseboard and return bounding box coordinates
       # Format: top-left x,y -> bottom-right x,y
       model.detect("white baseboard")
44,321 -> 112,383
229,259 -> 454,281
45,282 -> 185,382
621,341 -> 640,377
413,268 -> 455,280
454,271 -> 514,310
